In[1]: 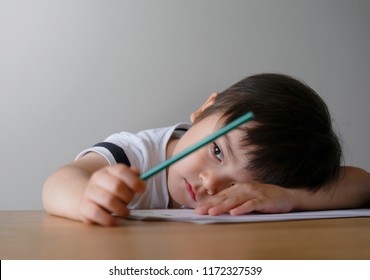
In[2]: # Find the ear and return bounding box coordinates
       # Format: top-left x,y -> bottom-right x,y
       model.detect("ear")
190,92 -> 218,123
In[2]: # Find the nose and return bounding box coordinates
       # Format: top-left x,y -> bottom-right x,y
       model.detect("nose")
199,171 -> 228,195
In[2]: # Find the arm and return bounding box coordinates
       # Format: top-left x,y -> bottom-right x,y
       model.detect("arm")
42,152 -> 145,226
292,166 -> 370,210
196,166 -> 370,215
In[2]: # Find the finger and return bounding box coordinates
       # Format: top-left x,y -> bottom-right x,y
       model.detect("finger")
229,198 -> 261,216
195,193 -> 231,215
195,186 -> 242,215
87,185 -> 130,217
91,170 -> 136,203
207,196 -> 246,216
195,198 -> 222,215
195,205 -> 209,215
79,200 -> 122,226
230,198 -> 293,215
106,164 -> 146,193
129,166 -> 141,176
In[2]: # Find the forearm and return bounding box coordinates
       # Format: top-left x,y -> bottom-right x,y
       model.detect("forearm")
42,165 -> 91,221
292,166 -> 370,210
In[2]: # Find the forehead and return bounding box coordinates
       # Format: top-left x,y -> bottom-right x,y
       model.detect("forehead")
221,128 -> 255,181
223,128 -> 248,160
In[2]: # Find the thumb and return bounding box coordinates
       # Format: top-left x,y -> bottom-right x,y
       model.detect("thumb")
129,166 -> 141,176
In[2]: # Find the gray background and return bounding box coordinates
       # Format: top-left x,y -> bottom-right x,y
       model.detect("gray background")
1,0 -> 369,210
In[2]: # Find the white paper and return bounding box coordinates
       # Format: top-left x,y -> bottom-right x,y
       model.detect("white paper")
128,208 -> 370,224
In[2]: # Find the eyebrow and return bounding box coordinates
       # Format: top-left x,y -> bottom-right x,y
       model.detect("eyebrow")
223,134 -> 236,162
223,132 -> 250,171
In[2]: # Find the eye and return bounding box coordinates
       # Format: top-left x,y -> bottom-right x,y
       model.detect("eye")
211,142 -> 224,162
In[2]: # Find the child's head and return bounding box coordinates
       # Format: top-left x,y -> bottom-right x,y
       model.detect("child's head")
192,73 -> 342,191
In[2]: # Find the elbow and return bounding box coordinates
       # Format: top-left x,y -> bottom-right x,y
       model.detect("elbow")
42,175 -> 54,214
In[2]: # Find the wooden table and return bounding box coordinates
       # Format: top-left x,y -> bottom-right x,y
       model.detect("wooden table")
1,210 -> 370,259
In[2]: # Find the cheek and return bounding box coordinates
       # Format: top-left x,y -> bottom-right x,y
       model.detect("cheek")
168,148 -> 210,184
170,157 -> 196,178
180,151 -> 208,173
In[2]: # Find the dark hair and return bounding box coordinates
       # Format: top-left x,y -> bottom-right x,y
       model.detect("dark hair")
194,73 -> 342,191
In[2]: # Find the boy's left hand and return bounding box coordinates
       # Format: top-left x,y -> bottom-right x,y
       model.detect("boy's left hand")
195,183 -> 296,216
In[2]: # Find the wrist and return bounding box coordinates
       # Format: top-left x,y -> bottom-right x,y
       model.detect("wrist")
288,187 -> 312,211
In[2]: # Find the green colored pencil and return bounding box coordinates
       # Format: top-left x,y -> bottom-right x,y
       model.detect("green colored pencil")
140,111 -> 254,180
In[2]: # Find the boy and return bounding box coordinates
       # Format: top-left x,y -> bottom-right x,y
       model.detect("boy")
43,73 -> 370,226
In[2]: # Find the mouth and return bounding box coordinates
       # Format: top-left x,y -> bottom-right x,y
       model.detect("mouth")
184,179 -> 196,201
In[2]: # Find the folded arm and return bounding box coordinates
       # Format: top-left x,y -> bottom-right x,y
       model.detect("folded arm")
292,166 -> 370,210
196,166 -> 370,215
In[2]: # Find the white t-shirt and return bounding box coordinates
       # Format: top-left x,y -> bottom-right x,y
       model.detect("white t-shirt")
75,123 -> 191,209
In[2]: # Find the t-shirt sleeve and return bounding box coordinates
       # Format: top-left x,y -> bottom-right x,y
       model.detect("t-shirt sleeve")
75,132 -> 143,167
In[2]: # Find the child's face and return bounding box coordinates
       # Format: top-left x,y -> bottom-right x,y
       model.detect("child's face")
167,113 -> 255,208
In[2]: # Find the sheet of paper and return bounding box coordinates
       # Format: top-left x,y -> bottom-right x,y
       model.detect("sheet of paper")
128,208 -> 370,224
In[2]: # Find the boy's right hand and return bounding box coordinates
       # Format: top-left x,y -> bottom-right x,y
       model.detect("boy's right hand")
78,164 -> 146,226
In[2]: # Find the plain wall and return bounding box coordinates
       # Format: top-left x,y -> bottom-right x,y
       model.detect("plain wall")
1,0 -> 369,210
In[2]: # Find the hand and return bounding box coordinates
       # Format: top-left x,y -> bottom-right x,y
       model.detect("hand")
78,164 -> 146,226
195,183 -> 295,216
